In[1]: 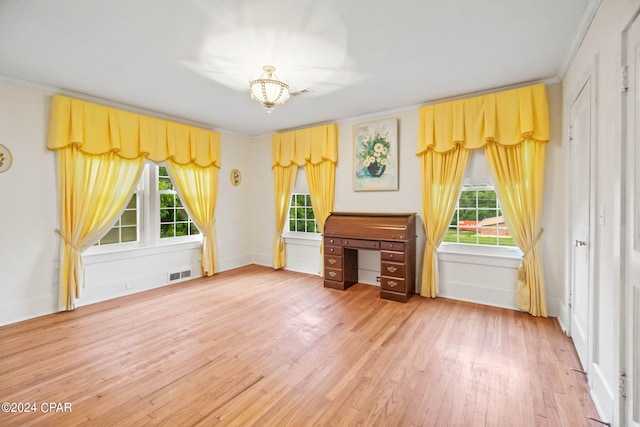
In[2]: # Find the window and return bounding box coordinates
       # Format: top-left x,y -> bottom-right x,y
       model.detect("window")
288,193 -> 319,233
445,183 -> 516,247
158,166 -> 199,239
95,193 -> 139,246
91,163 -> 201,250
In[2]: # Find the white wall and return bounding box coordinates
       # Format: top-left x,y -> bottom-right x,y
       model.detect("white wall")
253,85 -> 566,318
561,0 -> 626,423
0,80 -> 254,325
0,81 -> 58,325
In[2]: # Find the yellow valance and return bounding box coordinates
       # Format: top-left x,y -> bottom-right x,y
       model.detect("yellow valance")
417,84 -> 549,155
47,95 -> 221,168
272,124 -> 338,167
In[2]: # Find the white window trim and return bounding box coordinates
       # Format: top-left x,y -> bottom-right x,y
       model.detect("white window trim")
438,242 -> 522,268
156,164 -> 201,243
84,162 -> 202,257
282,231 -> 322,246
285,167 -> 321,237
446,180 -> 517,248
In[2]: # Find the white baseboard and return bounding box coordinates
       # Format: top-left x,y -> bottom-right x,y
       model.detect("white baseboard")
0,295 -> 57,327
358,268 -> 380,286
590,363 -> 614,425
557,297 -> 570,334
250,253 -> 272,268
80,265 -> 203,307
218,254 -> 255,272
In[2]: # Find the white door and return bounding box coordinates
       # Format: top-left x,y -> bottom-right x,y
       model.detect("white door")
624,12 -> 640,427
569,77 -> 592,372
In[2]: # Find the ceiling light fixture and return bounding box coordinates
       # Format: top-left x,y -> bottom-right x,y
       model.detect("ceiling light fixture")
249,65 -> 289,112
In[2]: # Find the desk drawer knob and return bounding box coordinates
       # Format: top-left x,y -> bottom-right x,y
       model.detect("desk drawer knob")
328,258 -> 336,265
389,254 -> 394,258
344,240 -> 349,245
328,271 -> 337,278
387,266 -> 398,273
388,280 -> 397,287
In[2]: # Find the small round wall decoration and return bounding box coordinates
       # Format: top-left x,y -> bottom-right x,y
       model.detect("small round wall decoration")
0,144 -> 12,173
230,169 -> 242,186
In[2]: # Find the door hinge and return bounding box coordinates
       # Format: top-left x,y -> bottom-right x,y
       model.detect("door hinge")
621,66 -> 629,92
568,125 -> 573,142
619,373 -> 627,398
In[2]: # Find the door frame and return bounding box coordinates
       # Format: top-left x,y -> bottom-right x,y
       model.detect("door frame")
566,59 -> 599,383
620,5 -> 640,425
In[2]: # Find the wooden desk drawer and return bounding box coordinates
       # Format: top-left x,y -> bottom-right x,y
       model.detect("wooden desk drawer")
342,239 -> 379,250
324,237 -> 342,246
325,267 -> 343,282
381,277 -> 406,292
325,245 -> 342,255
324,254 -> 342,268
381,241 -> 405,252
381,251 -> 405,262
381,261 -> 406,277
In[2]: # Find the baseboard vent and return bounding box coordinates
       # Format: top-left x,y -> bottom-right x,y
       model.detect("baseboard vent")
168,270 -> 192,282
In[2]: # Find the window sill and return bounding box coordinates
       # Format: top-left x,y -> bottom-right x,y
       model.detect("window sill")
282,232 -> 322,247
437,243 -> 522,268
83,239 -> 202,265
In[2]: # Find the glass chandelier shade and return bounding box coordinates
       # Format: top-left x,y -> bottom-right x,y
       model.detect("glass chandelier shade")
249,65 -> 290,112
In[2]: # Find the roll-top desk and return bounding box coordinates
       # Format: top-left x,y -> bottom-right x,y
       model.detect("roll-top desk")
323,212 -> 417,303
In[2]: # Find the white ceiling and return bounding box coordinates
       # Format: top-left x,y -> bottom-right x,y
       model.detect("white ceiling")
0,0 -> 597,137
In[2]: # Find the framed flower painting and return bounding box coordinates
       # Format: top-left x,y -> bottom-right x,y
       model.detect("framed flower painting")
353,117 -> 398,191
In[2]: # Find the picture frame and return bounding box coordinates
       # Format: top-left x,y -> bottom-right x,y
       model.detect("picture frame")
353,117 -> 398,191
0,143 -> 12,174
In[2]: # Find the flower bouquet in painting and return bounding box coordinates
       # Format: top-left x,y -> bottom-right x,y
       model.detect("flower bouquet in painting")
353,117 -> 398,191
358,131 -> 391,178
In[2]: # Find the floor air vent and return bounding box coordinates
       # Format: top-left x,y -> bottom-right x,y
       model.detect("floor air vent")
168,270 -> 192,282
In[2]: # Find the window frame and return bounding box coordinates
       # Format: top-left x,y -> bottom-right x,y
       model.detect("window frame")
439,181 -> 522,259
287,192 -> 320,235
93,187 -> 143,249
156,165 -> 201,242
85,162 -> 201,256
282,167 -> 321,242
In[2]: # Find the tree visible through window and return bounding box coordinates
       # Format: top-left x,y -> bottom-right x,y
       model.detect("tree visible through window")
445,184 -> 516,247
288,193 -> 319,233
158,166 -> 200,239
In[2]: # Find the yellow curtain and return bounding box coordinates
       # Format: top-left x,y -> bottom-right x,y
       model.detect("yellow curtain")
420,147 -> 470,297
272,124 -> 338,270
165,161 -> 219,276
272,165 -> 298,268
56,146 -> 144,310
305,159 -> 335,276
48,94 -> 221,310
485,140 -> 547,316
416,84 -> 549,315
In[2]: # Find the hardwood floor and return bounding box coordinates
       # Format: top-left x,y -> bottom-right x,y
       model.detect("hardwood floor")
0,265 -> 601,426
